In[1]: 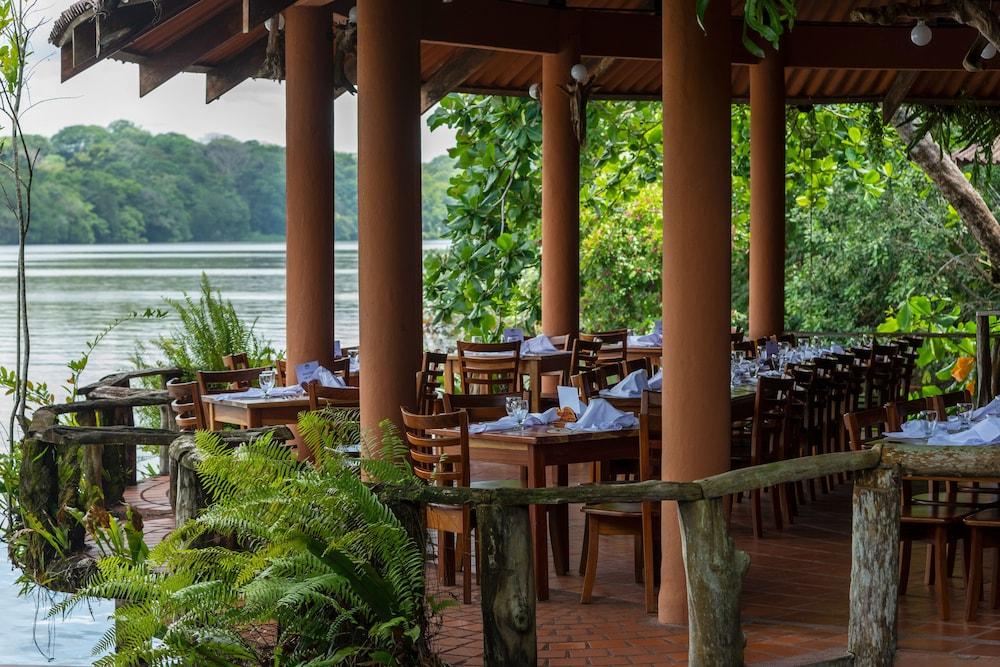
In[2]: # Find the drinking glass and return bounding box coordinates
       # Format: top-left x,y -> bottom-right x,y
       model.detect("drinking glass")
957,402 -> 974,428
348,349 -> 359,369
917,409 -> 938,438
512,399 -> 529,432
259,368 -> 276,398
505,395 -> 520,417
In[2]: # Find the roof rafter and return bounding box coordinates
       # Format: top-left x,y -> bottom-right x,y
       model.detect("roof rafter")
206,35 -> 268,103
420,48 -> 496,113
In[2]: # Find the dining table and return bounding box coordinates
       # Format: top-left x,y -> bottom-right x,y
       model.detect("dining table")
435,383 -> 760,601
442,350 -> 573,412
202,392 -> 311,429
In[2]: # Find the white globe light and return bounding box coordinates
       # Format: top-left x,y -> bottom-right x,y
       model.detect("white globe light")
528,83 -> 541,100
984,42 -> 998,59
910,20 -> 932,47
348,6 -> 357,24
570,63 -> 589,83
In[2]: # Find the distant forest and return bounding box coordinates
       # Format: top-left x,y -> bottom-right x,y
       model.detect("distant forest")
0,121 -> 455,244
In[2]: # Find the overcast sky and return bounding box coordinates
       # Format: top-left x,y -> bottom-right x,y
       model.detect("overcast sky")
25,2 -> 457,159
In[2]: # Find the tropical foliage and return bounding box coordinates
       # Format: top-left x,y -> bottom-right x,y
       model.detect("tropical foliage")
55,410 -> 440,666
0,123 -> 454,244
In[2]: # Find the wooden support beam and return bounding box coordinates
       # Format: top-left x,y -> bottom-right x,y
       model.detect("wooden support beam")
964,32 -> 991,71
882,70 -> 919,123
243,0 -> 295,33
977,312 -> 994,407
421,48 -> 495,113
140,4 -> 279,96
206,36 -> 268,103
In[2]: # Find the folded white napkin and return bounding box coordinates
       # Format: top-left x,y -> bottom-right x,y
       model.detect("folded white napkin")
885,419 -> 935,440
214,385 -> 304,401
627,333 -> 662,348
600,369 -> 648,399
469,407 -> 560,434
465,350 -> 517,358
566,398 -> 639,432
648,369 -> 662,391
313,366 -> 347,388
831,344 -> 845,354
520,335 -> 559,355
974,397 -> 1000,420
930,417 -> 1000,446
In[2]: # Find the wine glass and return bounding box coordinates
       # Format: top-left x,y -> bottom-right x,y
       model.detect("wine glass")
505,395 -> 520,418
512,398 -> 529,432
259,368 -> 276,398
348,349 -> 359,370
957,402 -> 974,429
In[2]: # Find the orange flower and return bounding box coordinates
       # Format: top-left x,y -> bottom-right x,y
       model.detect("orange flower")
952,356 -> 975,383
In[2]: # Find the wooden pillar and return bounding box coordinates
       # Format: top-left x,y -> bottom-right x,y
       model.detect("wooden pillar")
285,6 -> 335,383
748,48 -> 786,340
541,34 -> 580,339
660,0 -> 732,624
357,0 -> 423,435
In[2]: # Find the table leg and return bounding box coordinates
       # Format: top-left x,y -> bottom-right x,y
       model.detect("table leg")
529,361 -> 541,412
528,448 -> 549,601
248,409 -> 262,429
548,464 -> 570,575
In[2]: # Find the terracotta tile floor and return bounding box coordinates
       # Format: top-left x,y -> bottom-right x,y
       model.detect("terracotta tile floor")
127,468 -> 1000,666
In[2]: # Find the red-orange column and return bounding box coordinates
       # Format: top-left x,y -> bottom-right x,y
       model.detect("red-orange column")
284,6 -> 335,383
748,49 -> 786,340
541,36 -> 580,339
660,0 -> 732,624
357,0 -> 423,434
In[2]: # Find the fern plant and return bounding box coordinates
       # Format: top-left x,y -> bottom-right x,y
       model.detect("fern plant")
53,409 -> 440,666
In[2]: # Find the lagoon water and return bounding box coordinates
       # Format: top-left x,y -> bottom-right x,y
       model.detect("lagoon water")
0,241 -> 443,663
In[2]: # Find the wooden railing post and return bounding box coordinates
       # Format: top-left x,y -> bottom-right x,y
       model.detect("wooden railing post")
976,312 -> 993,408
848,465 -> 900,667
478,503 -> 536,667
677,496 -> 749,667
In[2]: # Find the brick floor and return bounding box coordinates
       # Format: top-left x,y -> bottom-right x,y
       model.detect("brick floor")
127,467 -> 1000,665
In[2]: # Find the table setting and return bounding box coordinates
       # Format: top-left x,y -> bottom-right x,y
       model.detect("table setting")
884,401 -> 1000,446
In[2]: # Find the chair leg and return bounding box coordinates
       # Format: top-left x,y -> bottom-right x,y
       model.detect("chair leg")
925,543 -> 935,587
947,538 -> 959,579
462,509 -> 472,604
899,539 -> 912,596
580,516 -> 600,604
633,535 -> 643,584
935,526 -> 951,620
438,529 -> 455,586
966,528 -> 983,622
991,547 -> 1000,609
642,510 -> 656,614
751,488 -> 764,538
770,484 -> 784,532
578,517 -> 590,576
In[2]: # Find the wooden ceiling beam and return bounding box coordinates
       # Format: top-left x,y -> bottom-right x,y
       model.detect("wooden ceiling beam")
882,71 -> 920,123
206,36 -> 268,103
139,0 -> 295,96
420,48 -> 495,113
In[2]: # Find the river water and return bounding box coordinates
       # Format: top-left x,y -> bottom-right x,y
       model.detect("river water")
0,241 -> 444,664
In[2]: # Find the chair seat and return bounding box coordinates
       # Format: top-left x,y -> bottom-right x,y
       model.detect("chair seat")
902,503 -> 978,524
965,508 -> 1000,527
912,491 -> 1000,507
471,479 -> 522,490
582,501 -> 644,517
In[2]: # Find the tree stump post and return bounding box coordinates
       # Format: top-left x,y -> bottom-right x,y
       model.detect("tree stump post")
677,496 -> 750,667
848,466 -> 900,667
478,503 -> 536,667
976,312 -> 994,408
78,410 -> 106,506
18,437 -> 59,576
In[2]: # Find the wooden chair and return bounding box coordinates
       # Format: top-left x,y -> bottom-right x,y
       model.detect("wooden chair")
443,392 -> 526,422
844,406 -> 890,450
457,341 -> 520,394
400,408 -> 475,603
732,339 -> 757,359
580,330 -> 628,367
933,389 -> 973,418
739,376 -> 795,538
624,357 -> 653,376
166,378 -> 206,431
196,367 -> 266,395
964,509 -> 1000,621
416,351 -> 448,415
275,359 -> 287,386
886,396 -> 933,431
570,337 -> 603,375
223,352 -> 249,370
571,370 -> 605,404
549,333 -> 573,351
307,380 -> 360,411
580,390 -> 661,613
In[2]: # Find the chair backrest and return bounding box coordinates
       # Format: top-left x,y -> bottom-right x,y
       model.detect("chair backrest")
732,339 -> 757,359
400,408 -> 470,487
443,392 -> 525,422
580,329 -> 628,365
571,369 -> 605,403
275,359 -> 287,386
570,337 -> 603,375
597,362 -> 626,388
730,331 -> 745,344
548,333 -> 573,351
307,381 -> 361,411
751,376 -> 795,465
639,390 -> 663,483
166,378 -> 206,431
886,396 -> 933,431
223,352 -> 249,370
457,341 -> 521,394
415,351 -> 448,414
197,367 -> 267,395
844,406 -> 890,450
932,389 -> 973,419
330,356 -> 351,382
624,357 -> 652,375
